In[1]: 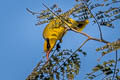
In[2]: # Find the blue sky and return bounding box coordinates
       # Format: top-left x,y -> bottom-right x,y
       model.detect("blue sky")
0,0 -> 120,80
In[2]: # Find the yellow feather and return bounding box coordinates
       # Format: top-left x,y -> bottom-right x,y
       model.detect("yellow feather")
43,19 -> 67,52
43,18 -> 89,60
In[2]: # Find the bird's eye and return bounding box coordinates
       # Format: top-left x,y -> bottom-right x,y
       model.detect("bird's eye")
77,24 -> 83,28
46,39 -> 50,50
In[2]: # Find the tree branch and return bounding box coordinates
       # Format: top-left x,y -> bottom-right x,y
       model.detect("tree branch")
26,30 -> 109,80
112,50 -> 118,80
55,32 -> 109,72
26,8 -> 41,15
81,0 -> 103,40
73,31 -> 109,43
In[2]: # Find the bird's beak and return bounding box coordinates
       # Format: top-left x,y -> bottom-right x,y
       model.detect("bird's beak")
46,51 -> 50,61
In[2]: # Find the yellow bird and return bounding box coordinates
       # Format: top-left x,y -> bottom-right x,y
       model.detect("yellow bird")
43,18 -> 89,60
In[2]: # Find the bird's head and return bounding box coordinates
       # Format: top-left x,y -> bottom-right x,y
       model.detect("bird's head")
77,19 -> 89,27
44,38 -> 57,60
65,18 -> 89,31
84,19 -> 89,24
71,19 -> 89,32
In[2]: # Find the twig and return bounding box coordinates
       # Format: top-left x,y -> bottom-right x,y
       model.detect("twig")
56,36 -> 109,74
42,3 -> 70,29
26,8 -> 41,15
112,50 -> 118,80
60,39 -> 89,65
26,61 -> 42,80
73,31 -> 109,43
101,75 -> 109,80
81,1 -> 103,40
95,72 -> 105,79
26,50 -> 56,80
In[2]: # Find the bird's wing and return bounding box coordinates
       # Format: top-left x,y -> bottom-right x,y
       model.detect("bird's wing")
43,19 -> 67,40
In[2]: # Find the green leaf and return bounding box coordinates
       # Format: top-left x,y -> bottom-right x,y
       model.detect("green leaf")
56,72 -> 60,80
92,65 -> 103,72
67,73 -> 74,79
103,60 -> 115,66
96,40 -> 120,57
116,76 -> 120,79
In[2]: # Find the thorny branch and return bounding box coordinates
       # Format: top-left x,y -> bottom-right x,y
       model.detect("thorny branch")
26,8 -> 41,15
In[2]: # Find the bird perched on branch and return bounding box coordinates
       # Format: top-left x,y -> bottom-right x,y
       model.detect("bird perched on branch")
43,18 -> 89,61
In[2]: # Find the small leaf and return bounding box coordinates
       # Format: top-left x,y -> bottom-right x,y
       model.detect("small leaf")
82,52 -> 87,56
67,73 -> 74,79
96,40 -> 120,57
102,67 -> 113,75
116,76 -> 120,80
56,72 -> 60,80
92,65 -> 103,72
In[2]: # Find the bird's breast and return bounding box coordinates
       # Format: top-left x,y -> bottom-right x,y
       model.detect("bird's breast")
43,26 -> 66,40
